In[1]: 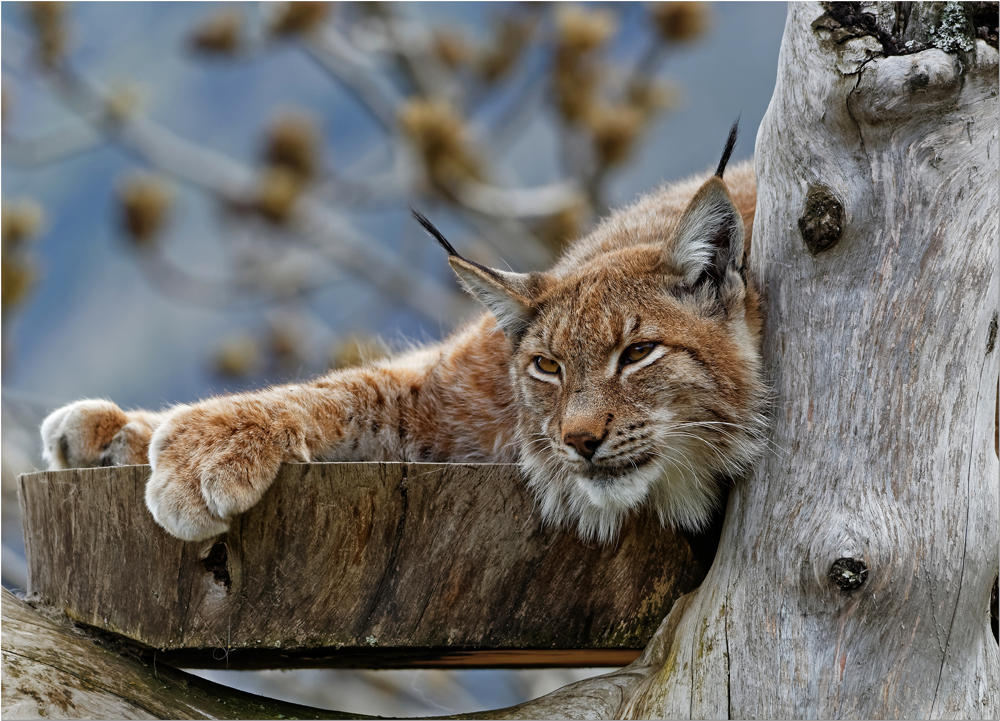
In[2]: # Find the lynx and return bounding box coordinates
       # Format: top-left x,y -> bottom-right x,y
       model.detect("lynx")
41,126 -> 766,544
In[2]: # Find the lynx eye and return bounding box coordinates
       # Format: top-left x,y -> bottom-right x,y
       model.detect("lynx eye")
534,356 -> 560,374
621,343 -> 656,366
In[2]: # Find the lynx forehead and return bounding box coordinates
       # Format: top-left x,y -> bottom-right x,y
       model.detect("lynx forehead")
42,124 -> 765,544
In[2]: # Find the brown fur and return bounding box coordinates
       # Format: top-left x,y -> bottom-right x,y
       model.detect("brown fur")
42,159 -> 766,543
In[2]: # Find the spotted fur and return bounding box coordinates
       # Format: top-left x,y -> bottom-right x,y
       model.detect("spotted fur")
41,155 -> 765,544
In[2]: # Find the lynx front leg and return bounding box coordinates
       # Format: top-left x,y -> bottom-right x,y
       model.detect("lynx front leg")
145,396 -> 312,541
137,323 -> 510,541
141,349 -> 501,540
41,400 -> 164,469
143,366 -> 426,541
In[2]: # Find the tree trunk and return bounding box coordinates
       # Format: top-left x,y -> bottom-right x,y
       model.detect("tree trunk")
616,2 -> 1000,718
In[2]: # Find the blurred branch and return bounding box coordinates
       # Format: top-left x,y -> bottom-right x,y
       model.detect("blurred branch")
474,69 -> 548,153
39,66 -> 465,325
315,166 -> 409,207
448,177 -> 583,219
296,201 -> 467,321
2,120 -> 105,166
630,35 -> 672,79
385,11 -> 458,101
313,137 -> 414,207
3,1 -> 714,382
450,205 -> 553,271
304,24 -> 401,130
274,7 -> 602,262
556,126 -> 599,209
130,245 -> 335,310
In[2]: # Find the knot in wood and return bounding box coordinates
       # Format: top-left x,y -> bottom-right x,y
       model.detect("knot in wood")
799,184 -> 844,255
200,541 -> 232,590
829,557 -> 868,591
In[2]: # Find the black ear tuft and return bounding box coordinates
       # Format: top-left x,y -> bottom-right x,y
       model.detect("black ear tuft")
410,207 -> 458,257
715,120 -> 739,178
410,207 -> 508,282
410,207 -> 538,339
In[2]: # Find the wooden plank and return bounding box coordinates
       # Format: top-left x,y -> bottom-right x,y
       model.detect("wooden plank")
18,463 -> 708,669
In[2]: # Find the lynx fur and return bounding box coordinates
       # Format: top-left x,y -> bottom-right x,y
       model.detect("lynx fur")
41,131 -> 766,544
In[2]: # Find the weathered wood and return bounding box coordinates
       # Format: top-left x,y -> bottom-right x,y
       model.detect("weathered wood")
616,3 -> 1000,719
0,588 -> 351,720
18,462 -> 706,669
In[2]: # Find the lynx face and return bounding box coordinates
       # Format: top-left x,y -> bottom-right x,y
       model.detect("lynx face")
436,172 -> 767,542
512,247 -> 765,542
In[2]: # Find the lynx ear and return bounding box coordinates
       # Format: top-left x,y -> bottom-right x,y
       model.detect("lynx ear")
667,176 -> 746,289
447,257 -> 537,338
411,208 -> 537,338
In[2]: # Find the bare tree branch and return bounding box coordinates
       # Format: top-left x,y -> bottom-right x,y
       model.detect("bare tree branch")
305,24 -> 402,131
36,65 -> 466,325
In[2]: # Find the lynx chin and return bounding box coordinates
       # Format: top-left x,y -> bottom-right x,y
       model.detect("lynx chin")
41,123 -> 767,545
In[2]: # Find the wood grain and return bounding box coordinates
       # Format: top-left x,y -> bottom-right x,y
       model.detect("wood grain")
0,588 -> 347,720
18,462 -> 706,670
620,3 -> 1000,719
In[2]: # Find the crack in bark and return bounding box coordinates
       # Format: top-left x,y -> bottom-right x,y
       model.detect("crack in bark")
929,359 -> 987,714
688,615 -> 696,719
725,601 -> 732,720
2,648 -> 164,718
846,70 -> 873,171
363,465 -> 410,627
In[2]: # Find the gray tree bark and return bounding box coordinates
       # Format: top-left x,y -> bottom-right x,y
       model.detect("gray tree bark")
0,588 -> 350,720
615,2 -> 1000,717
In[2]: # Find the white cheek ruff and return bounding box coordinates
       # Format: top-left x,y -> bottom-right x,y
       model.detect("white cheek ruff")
519,438 -> 721,544
517,405 -> 766,544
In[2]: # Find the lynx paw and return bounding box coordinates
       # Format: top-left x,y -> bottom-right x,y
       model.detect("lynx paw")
41,400 -> 149,469
145,400 -> 310,541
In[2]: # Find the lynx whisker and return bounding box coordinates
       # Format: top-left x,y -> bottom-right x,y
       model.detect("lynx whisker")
667,419 -> 784,459
647,448 -> 702,480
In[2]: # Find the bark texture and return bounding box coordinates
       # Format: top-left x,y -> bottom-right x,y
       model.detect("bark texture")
616,3 -> 1000,718
0,588 -> 348,719
18,462 -> 704,669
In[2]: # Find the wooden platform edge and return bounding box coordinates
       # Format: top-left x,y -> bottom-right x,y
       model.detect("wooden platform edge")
136,645 -> 642,671
18,463 -> 708,666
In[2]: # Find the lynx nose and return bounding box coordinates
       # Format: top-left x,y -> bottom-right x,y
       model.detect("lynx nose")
564,432 -> 602,460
